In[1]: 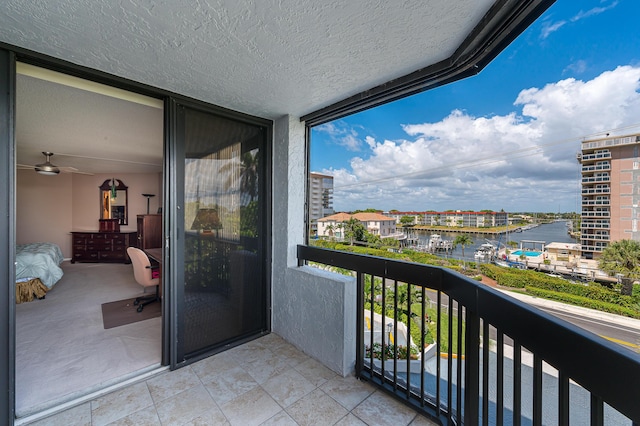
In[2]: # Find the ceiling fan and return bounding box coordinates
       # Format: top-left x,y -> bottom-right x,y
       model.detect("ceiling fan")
17,151 -> 94,175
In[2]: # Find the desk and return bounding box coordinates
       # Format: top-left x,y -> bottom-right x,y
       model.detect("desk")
144,248 -> 162,264
144,248 -> 163,298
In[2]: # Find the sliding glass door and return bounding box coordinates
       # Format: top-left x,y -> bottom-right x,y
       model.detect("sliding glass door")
172,101 -> 270,362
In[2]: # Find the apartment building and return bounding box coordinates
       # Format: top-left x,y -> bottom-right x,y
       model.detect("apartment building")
579,133 -> 640,259
389,210 -> 508,227
317,212 -> 397,239
309,172 -> 334,235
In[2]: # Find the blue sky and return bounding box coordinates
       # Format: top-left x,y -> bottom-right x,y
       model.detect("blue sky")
311,0 -> 640,213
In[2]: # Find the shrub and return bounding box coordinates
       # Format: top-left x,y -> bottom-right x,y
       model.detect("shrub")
525,287 -> 640,319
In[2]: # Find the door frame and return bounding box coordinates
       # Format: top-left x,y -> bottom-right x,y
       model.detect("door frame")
1,45 -> 273,423
166,96 -> 273,368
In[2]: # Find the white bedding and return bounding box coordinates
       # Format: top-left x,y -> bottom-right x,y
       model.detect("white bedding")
16,242 -> 64,289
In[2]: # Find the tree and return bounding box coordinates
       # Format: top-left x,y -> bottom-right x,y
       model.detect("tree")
335,223 -> 344,240
221,150 -> 259,203
325,223 -> 335,240
453,234 -> 474,269
344,218 -> 366,245
598,240 -> 640,296
399,215 -> 415,227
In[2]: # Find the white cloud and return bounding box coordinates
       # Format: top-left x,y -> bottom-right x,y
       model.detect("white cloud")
315,121 -> 363,151
571,1 -> 618,22
324,66 -> 640,212
539,1 -> 618,39
563,60 -> 588,75
540,20 -> 566,39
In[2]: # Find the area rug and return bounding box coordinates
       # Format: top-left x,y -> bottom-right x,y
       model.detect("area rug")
101,297 -> 161,329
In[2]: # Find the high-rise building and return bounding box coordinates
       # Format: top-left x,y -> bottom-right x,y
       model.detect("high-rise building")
579,133 -> 640,259
309,172 -> 334,235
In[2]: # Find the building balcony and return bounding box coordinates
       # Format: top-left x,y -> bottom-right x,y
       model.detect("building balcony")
582,135 -> 640,151
580,234 -> 610,241
580,222 -> 610,229
581,211 -> 610,218
23,333 -> 435,426
581,187 -> 610,195
581,176 -> 610,183
295,246 -> 639,424
581,245 -> 606,252
581,164 -> 610,173
581,199 -> 610,206
580,152 -> 611,162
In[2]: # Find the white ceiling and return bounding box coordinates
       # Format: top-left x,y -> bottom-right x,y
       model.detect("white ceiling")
3,0 -> 549,174
3,0 -> 495,119
16,65 -> 164,174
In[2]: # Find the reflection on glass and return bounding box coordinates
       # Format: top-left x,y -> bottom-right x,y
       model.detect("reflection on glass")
181,108 -> 265,357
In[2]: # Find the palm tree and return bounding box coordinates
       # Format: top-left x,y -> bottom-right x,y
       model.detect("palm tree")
221,150 -> 259,203
453,234 -> 474,269
325,223 -> 335,240
599,239 -> 640,296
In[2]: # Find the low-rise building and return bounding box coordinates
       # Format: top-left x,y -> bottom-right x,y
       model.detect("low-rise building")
318,212 -> 397,238
544,242 -> 582,263
388,210 -> 508,228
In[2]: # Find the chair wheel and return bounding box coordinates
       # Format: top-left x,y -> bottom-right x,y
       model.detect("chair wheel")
137,305 -> 144,313
133,299 -> 139,305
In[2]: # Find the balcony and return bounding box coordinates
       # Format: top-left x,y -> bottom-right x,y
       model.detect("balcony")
297,245 -> 640,424
581,199 -> 610,206
580,234 -> 610,241
581,163 -> 610,173
580,222 -> 610,229
581,211 -> 610,218
580,152 -> 611,162
20,333 -> 436,426
581,187 -> 610,195
581,176 -> 610,184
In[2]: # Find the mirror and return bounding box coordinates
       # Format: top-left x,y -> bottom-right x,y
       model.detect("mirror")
100,179 -> 128,225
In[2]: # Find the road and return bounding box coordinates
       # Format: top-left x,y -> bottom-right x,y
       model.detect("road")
420,287 -> 640,352
537,305 -> 640,352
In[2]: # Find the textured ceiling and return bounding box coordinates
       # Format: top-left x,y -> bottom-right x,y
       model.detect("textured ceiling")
1,0 -> 493,120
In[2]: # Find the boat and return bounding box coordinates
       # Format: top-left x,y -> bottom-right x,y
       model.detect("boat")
474,242 -> 497,260
428,234 -> 452,251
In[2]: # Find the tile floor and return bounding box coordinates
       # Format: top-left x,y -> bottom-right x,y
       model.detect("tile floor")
22,333 -> 439,426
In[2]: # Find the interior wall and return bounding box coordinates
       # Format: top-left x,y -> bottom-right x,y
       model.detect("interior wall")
17,170 -> 162,258
16,170 -> 73,255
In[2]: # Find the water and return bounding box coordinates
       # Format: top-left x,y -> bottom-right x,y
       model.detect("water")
411,220 -> 577,262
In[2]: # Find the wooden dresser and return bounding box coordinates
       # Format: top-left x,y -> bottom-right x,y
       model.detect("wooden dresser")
137,214 -> 163,249
70,231 -> 137,264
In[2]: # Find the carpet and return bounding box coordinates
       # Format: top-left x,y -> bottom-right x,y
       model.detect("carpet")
101,297 -> 161,329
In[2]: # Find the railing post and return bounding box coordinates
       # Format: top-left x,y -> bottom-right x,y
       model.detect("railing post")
464,309 -> 480,425
355,271 -> 364,376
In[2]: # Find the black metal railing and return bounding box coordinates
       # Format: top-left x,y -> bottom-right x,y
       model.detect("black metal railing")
297,245 -> 640,425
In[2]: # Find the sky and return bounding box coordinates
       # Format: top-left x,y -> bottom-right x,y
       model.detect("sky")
310,0 -> 640,213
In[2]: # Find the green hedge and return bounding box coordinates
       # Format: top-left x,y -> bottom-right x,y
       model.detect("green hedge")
528,277 -> 637,308
525,287 -> 640,319
480,263 -> 637,308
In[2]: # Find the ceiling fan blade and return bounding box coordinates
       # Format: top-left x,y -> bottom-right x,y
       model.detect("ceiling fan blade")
59,166 -> 94,175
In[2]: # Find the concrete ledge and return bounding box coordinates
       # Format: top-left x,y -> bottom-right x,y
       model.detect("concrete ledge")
273,265 -> 356,376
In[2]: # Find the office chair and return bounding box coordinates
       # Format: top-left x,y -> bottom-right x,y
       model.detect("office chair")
127,247 -> 160,312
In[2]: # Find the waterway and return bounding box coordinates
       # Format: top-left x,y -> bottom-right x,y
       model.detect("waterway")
411,220 -> 577,262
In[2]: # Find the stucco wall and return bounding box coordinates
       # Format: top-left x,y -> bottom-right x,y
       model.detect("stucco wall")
271,115 -> 357,376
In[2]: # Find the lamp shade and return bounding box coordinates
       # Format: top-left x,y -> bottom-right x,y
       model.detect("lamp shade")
191,208 -> 223,231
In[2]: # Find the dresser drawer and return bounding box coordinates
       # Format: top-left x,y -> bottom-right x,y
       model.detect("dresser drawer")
71,231 -> 136,264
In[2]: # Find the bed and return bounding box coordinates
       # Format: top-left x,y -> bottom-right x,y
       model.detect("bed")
16,242 -> 64,303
